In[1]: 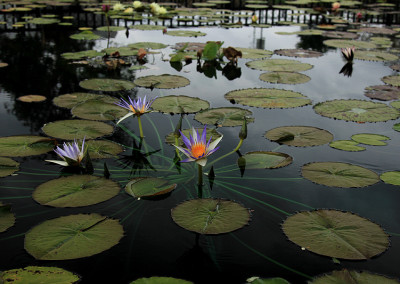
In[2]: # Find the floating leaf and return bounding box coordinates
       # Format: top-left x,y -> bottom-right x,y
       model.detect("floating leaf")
70,31 -> 100,40
354,50 -> 398,62
274,49 -> 322,58
246,59 -> 313,72
259,72 -> 311,84
151,95 -> 209,114
53,93 -> 119,109
128,42 -> 168,50
165,127 -> 222,146
0,157 -> 19,177
85,140 -> 124,159
365,85 -> 400,101
129,24 -> 166,30
33,175 -> 120,207
134,74 -> 190,89
102,47 -> 138,57
359,27 -> 398,35
241,151 -> 293,169
322,31 -> 358,39
71,100 -> 128,121
0,136 -> 55,157
380,171 -> 400,186
171,198 -> 251,234
0,266 -> 80,283
382,75 -> 400,87
61,50 -> 103,60
234,47 -> 273,59
351,133 -> 390,146
329,140 -> 365,152
310,269 -> 400,284
125,177 -> 176,198
313,100 -> 400,122
130,277 -> 193,284
265,126 -> 333,147
25,213 -> 124,260
28,17 -> 60,25
0,203 -> 15,232
97,26 -> 125,31
301,162 -> 379,188
79,78 -> 136,92
17,95 -> 46,102
42,119 -> 114,140
247,277 -> 290,284
323,39 -> 377,49
195,107 -> 254,127
166,30 -> 206,37
225,88 -> 311,108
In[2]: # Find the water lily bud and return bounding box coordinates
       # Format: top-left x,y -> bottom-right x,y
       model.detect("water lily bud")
102,4 -> 110,13
239,117 -> 247,140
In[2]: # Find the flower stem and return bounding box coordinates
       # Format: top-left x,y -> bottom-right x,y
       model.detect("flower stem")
137,116 -> 144,138
197,164 -> 203,198
207,138 -> 244,168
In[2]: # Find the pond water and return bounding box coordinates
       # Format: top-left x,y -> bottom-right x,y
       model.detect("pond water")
1,4 -> 400,284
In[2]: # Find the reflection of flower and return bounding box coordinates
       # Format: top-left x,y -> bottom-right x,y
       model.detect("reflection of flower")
46,138 -> 86,167
174,126 -> 222,166
341,46 -> 355,61
339,62 -> 353,77
113,2 -> 125,11
133,1 -> 142,8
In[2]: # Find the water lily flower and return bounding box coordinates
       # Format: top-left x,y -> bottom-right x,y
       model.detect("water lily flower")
113,2 -> 125,11
133,0 -> 142,9
251,14 -> 258,23
341,46 -> 355,61
102,4 -> 110,13
158,7 -> 167,15
332,2 -> 340,11
46,138 -> 86,167
123,7 -> 134,14
174,125 -> 222,166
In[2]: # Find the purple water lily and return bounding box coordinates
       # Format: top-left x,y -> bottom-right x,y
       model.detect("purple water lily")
46,137 -> 86,167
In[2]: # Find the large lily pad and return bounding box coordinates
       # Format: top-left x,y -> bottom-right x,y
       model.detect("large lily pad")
166,30 -> 206,37
322,31 -> 359,39
246,59 -> 313,72
61,50 -> 102,60
28,17 -> 60,25
323,39 -> 377,49
130,277 -> 193,284
70,31 -> 100,40
274,49 -> 322,58
79,78 -> 136,92
310,269 -> 400,284
259,72 -> 311,84
365,85 -> 400,101
0,136 -> 56,157
125,177 -> 177,198
33,175 -> 120,207
25,213 -> 124,260
359,27 -> 398,35
234,47 -> 273,59
195,107 -> 253,127
381,171 -> 400,186
354,50 -> 398,62
86,140 -> 124,159
301,162 -> 380,188
313,100 -> 400,122
351,133 -> 389,146
53,92 -> 119,109
151,95 -> 209,114
134,75 -> 190,89
165,127 -> 222,146
282,209 -> 389,260
241,151 -> 293,169
382,75 -> 400,87
128,42 -> 168,50
129,24 -> 166,30
0,157 -> 19,177
265,126 -> 333,147
42,119 -> 114,140
329,140 -> 365,152
71,100 -> 129,121
0,203 -> 15,232
0,266 -> 80,283
171,198 -> 251,234
225,88 -> 311,108
97,26 -> 125,32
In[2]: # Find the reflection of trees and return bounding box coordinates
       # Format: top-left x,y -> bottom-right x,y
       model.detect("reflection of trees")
295,35 -> 328,52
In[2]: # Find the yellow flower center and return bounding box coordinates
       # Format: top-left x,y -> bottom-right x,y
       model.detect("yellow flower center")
191,143 -> 206,158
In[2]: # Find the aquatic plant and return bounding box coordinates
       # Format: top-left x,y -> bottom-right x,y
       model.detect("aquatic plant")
46,137 -> 86,167
341,46 -> 355,62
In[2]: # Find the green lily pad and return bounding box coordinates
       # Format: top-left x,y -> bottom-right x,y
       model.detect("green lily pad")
322,31 -> 359,39
382,75 -> 400,87
166,30 -> 207,37
0,203 -> 15,232
79,78 -> 136,92
28,17 -> 60,25
85,140 -> 124,159
225,88 -> 311,108
171,198 -> 251,234
0,157 -> 19,177
25,213 -> 124,260
246,59 -> 313,72
394,123 -> 400,132
359,27 -> 398,35
380,171 -> 400,186
195,107 -> 254,127
61,50 -> 102,60
0,266 -> 80,283
233,48 -> 272,59
241,151 -> 293,169
129,65 -> 148,71
310,269 -> 400,284
329,140 -> 365,151
351,133 -> 390,146
165,127 -> 222,146
259,72 -> 311,84
33,175 -> 120,207
130,276 -> 193,284
282,209 -> 389,260
151,95 -> 209,114
354,50 -> 398,62
313,100 -> 400,122
323,39 -> 377,49
70,31 -> 101,40
0,136 -> 56,157
53,92 -> 119,109
274,49 -> 323,58
102,47 -> 138,57
128,42 -> 168,50
365,85 -> 400,101
129,24 -> 166,30
134,75 -> 190,89
71,100 -> 129,121
265,126 -> 333,147
301,162 -> 380,188
42,119 -> 114,140
125,177 -> 177,198
97,26 -> 125,31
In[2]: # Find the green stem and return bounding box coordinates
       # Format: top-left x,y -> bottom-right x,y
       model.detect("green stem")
208,138 -> 244,168
137,115 -> 144,138
198,164 -> 203,187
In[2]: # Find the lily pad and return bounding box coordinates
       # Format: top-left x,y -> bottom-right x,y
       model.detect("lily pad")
33,175 -> 120,207
125,177 -> 177,198
241,151 -> 293,169
359,27 -> 398,35
301,162 -> 380,188
382,75 -> 400,87
134,75 -> 190,89
225,88 -> 311,108
70,31 -> 100,40
25,213 -> 124,260
354,50 -> 398,62
165,127 -> 222,146
71,100 -> 129,121
365,85 -> 400,101
42,119 -> 114,140
79,78 -> 136,92
322,31 -> 359,39
390,100 -> 400,109
265,126 -> 333,147
323,39 -> 377,49
28,17 -> 59,25
259,72 -> 311,84
0,157 -> 19,177
313,100 -> 400,122
329,140 -> 365,152
102,47 -> 138,57
310,269 -> 400,284
166,30 -> 207,37
171,198 -> 251,234
61,50 -> 103,60
246,59 -> 313,72
381,171 -> 400,186
97,26 -> 125,31
282,209 -> 389,260
0,203 -> 15,232
151,95 -> 209,114
129,24 -> 166,30
85,140 -> 124,159
130,277 -> 193,284
17,95 -> 46,102
0,136 -> 56,157
274,49 -> 323,58
53,93 -> 119,109
128,42 -> 168,50
195,107 -> 254,127
351,133 -> 390,146
0,266 -> 80,283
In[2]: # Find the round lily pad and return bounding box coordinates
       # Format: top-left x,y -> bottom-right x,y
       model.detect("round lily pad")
171,198 -> 251,234
359,27 -> 398,35
225,88 -> 311,108
283,209 -> 389,260
128,42 -> 168,50
323,39 -> 377,49
259,72 -> 311,84
17,95 -> 46,102
79,78 -> 136,92
151,95 -> 209,114
354,50 -> 398,62
265,126 -> 333,147
0,266 -> 80,283
310,269 -> 400,284
351,133 -> 390,146
42,119 -> 114,140
166,30 -> 206,37
71,100 -> 129,121
0,136 -> 56,157
394,123 -> 400,132
53,93 -> 119,109
129,24 -> 166,30
365,85 -> 400,101
301,162 -> 380,188
97,26 -> 125,31
70,31 -> 100,40
195,107 -> 253,127
125,177 -> 177,198
134,75 -> 190,89
246,59 -> 313,72
33,175 -> 120,207
25,213 -> 124,260
380,171 -> 400,186
241,151 -> 293,169
28,17 -> 60,25
61,50 -> 103,60
102,47 -> 138,57
329,140 -> 365,151
234,48 -> 273,59
0,157 -> 19,177
313,100 -> 400,122
382,75 -> 400,87
0,203 -> 15,232
86,140 -> 124,159
165,127 -> 222,146
130,277 -> 193,284
274,49 -> 322,58
322,31 -> 358,39
391,100 -> 400,109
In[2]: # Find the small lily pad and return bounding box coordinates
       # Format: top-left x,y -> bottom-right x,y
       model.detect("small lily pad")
234,47 -> 273,59
282,209 -> 389,260
129,24 -> 166,30
381,171 -> 400,186
241,151 -> 293,169
351,133 -> 390,146
128,42 -> 168,50
33,175 -> 120,207
310,269 -> 400,284
0,157 -> 19,177
382,75 -> 400,87
28,17 -> 60,25
130,277 -> 193,284
134,74 -> 190,89
86,140 -> 124,159
0,203 -> 15,232
125,177 -> 177,198
365,85 -> 400,101
79,78 -> 136,92
151,95 -> 209,114
97,26 -> 125,31
61,50 -> 103,60
53,93 -> 119,109
0,136 -> 56,157
171,198 -> 251,234
274,49 -> 322,58
322,31 -> 359,39
259,72 -> 311,84
71,100 -> 129,121
17,95 -> 46,102
195,107 -> 254,127
323,39 -> 377,49
265,126 -> 333,147
0,266 -> 80,283
354,50 -> 398,62
301,162 -> 380,188
329,140 -> 365,151
246,59 -> 313,72
165,127 -> 222,146
70,31 -> 100,40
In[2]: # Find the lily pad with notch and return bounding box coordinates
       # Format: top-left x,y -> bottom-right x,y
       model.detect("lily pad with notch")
265,126 -> 333,147
323,39 -> 377,49
79,78 -> 136,92
134,75 -> 190,89
53,92 -> 119,109
128,42 -> 168,50
365,85 -> 400,101
125,177 -> 177,198
382,75 -> 400,87
354,50 -> 398,62
259,72 -> 311,84
71,100 -> 129,121
151,95 -> 209,114
351,133 -> 390,146
85,140 -> 124,159
380,171 -> 400,186
0,136 -> 56,157
0,203 -> 15,232
0,266 -> 80,284
232,48 -> 273,59
165,127 -> 222,146
0,157 -> 19,177
274,49 -> 322,58
246,59 -> 313,72
241,151 -> 293,169
195,107 -> 254,127
310,269 -> 400,284
329,140 -> 365,152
